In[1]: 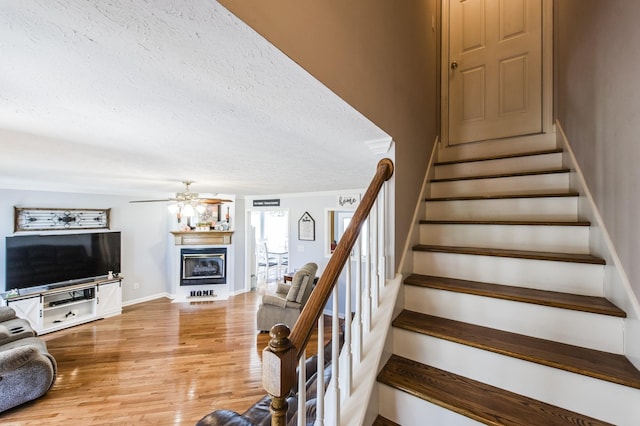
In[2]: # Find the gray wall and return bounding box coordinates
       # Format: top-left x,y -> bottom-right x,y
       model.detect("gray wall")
0,187 -> 364,309
555,1 -> 640,301
246,190 -> 374,315
0,189 -> 169,303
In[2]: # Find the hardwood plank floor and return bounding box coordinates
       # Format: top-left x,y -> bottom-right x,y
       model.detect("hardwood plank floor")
0,292 -> 332,425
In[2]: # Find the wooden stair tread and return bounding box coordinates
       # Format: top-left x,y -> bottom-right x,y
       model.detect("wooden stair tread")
421,219 -> 591,226
435,148 -> 564,166
393,310 -> 640,389
372,415 -> 401,426
404,274 -> 625,317
426,191 -> 579,202
413,245 -> 606,265
378,354 -> 613,426
432,168 -> 571,183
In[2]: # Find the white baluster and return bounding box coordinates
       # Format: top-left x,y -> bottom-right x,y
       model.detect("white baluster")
344,259 -> 352,397
354,235 -> 363,363
370,200 -> 379,309
316,316 -> 324,426
331,284 -> 340,424
364,218 -> 372,334
378,186 -> 387,286
298,350 -> 306,426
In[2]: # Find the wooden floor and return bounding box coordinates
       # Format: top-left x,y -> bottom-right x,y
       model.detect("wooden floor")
0,291 -> 332,425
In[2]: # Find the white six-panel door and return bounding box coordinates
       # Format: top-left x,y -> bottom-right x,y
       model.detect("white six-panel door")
447,0 -> 542,144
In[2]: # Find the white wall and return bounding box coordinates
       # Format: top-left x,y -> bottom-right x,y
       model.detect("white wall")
0,188 -> 169,303
246,190 -> 374,315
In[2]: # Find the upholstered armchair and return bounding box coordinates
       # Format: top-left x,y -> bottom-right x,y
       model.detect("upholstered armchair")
256,262 -> 318,332
0,306 -> 57,413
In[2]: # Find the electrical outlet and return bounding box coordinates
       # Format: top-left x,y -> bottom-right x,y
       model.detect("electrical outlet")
133,282 -> 140,289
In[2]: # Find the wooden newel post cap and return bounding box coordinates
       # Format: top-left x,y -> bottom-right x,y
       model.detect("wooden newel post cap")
262,323 -> 297,397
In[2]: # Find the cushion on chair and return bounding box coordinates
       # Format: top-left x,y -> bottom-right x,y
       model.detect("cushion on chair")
276,283 -> 291,295
0,307 -> 17,323
0,345 -> 39,372
0,319 -> 36,346
287,275 -> 309,303
261,294 -> 288,309
286,263 -> 316,302
286,272 -> 305,301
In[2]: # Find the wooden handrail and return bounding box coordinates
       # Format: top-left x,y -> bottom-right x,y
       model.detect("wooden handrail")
290,158 -> 394,356
263,158 -> 393,425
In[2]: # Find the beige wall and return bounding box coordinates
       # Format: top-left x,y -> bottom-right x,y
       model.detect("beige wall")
219,0 -> 441,267
555,0 -> 640,299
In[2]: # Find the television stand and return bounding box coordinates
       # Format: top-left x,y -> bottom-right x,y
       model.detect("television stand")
1,277 -> 122,334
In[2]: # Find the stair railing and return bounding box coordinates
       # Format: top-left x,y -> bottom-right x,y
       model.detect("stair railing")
262,158 -> 394,426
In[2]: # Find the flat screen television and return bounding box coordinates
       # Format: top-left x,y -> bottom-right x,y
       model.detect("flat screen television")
5,231 -> 121,292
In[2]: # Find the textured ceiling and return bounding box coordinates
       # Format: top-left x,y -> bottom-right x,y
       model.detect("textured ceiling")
0,0 -> 390,199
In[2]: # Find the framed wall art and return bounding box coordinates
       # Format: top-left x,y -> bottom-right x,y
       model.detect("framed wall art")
14,207 -> 111,232
298,211 -> 315,241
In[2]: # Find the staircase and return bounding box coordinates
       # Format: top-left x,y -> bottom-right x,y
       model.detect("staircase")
374,135 -> 640,425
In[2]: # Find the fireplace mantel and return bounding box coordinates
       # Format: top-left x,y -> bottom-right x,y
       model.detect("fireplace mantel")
171,231 -> 233,246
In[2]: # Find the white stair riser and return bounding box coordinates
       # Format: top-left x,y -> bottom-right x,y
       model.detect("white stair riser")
378,383 -> 482,426
420,223 -> 590,254
413,251 -> 604,296
434,152 -> 563,180
393,329 -> 640,426
425,197 -> 578,221
404,286 -> 624,353
430,173 -> 570,198
437,134 -> 557,163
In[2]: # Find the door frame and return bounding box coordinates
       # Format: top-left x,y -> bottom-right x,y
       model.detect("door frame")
440,0 -> 554,146
245,207 -> 290,291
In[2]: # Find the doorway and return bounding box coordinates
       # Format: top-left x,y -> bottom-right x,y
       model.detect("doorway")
441,0 -> 553,145
250,209 -> 289,285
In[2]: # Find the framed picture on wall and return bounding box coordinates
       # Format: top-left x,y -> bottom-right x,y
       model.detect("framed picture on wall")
298,211 -> 315,241
14,207 -> 110,232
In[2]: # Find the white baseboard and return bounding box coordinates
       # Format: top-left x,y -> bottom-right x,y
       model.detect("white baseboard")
122,292 -> 171,307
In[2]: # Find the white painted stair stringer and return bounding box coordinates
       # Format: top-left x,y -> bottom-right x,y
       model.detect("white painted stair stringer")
393,328 -> 640,426
403,285 -> 624,353
430,172 -> 570,198
413,251 -> 605,296
420,222 -> 590,254
425,196 -> 578,221
434,151 -> 563,179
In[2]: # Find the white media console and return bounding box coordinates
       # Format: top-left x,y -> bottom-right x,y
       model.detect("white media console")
2,277 -> 122,334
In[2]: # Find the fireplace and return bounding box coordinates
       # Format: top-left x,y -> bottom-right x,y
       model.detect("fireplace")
180,248 -> 226,286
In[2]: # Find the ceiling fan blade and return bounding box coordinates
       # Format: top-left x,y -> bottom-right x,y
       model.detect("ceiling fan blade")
129,199 -> 172,203
197,198 -> 232,204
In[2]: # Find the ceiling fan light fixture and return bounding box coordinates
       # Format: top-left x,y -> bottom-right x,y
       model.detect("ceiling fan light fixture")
181,203 -> 195,217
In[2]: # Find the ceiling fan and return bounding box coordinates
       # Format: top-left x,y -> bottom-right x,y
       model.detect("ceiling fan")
130,181 -> 231,213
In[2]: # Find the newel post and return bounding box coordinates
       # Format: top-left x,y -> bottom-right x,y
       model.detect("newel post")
263,324 -> 297,426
